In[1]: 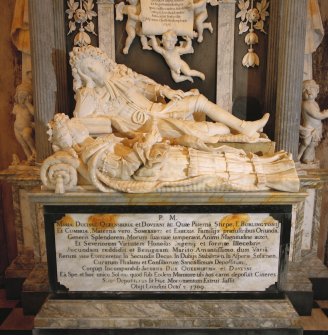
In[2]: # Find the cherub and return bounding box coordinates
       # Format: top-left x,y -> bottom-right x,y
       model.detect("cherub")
298,80 -> 328,164
115,0 -> 151,54
190,0 -> 218,43
149,31 -> 205,83
12,81 -> 36,162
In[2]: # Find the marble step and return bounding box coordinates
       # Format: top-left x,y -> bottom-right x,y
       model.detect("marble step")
34,298 -> 301,330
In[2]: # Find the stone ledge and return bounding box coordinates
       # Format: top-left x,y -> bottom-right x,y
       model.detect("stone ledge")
35,299 -> 300,329
29,189 -> 307,206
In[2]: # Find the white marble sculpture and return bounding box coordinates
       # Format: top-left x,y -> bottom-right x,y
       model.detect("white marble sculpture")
41,113 -> 299,194
12,80 -> 36,163
298,80 -> 328,164
66,0 -> 98,47
70,45 -> 269,146
191,0 -> 218,43
236,0 -> 270,68
116,0 -> 218,82
115,0 -> 151,54
149,32 -> 205,83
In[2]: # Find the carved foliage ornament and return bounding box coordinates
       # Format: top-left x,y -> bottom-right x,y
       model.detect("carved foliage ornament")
236,0 -> 269,68
66,0 -> 97,46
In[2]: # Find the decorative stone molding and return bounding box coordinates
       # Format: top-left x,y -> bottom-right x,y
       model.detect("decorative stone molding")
236,0 -> 270,67
66,0 -> 98,46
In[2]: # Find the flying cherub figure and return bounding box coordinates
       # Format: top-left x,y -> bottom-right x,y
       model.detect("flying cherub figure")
115,0 -> 151,54
149,31 -> 205,83
190,0 -> 218,43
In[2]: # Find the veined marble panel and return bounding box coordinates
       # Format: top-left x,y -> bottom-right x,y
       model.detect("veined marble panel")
34,299 -> 300,329
302,188 -> 315,251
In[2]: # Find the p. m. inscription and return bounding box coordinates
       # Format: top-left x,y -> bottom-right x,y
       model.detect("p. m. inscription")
54,213 -> 281,292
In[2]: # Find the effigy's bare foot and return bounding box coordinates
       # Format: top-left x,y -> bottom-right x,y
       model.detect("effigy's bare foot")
241,113 -> 270,138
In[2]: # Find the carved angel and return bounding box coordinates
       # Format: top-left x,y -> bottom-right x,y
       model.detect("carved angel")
115,0 -> 151,54
149,31 -> 205,83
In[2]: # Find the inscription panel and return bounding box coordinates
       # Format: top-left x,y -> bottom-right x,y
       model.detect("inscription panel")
52,212 -> 283,293
140,0 -> 194,37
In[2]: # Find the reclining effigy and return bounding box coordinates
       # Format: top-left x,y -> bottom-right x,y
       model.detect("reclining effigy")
40,46 -> 299,194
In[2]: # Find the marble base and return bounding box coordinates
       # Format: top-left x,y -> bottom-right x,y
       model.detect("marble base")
22,263 -> 50,315
33,298 -> 301,334
5,249 -> 35,299
284,253 -> 328,315
301,254 -> 328,299
285,259 -> 313,316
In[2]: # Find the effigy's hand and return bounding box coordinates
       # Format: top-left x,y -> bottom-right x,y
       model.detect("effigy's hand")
183,88 -> 200,97
162,86 -> 185,100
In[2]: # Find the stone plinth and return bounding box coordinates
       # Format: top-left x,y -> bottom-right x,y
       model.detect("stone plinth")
4,248 -> 35,299
22,263 -> 50,315
0,165 -> 41,298
33,299 -> 301,334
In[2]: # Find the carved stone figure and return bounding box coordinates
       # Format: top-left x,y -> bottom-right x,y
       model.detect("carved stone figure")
149,32 -> 205,83
191,0 -> 217,43
116,0 -> 151,54
298,80 -> 328,164
12,81 -> 36,162
41,114 -> 299,194
70,45 -> 269,145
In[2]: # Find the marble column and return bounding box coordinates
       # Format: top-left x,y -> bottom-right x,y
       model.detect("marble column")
216,0 -> 236,112
28,0 -> 57,161
53,0 -> 69,116
264,0 -> 280,140
97,0 -> 115,61
274,0 -> 307,158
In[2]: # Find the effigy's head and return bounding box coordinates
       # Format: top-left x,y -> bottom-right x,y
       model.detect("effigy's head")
302,80 -> 319,100
69,46 -> 116,91
47,113 -> 89,150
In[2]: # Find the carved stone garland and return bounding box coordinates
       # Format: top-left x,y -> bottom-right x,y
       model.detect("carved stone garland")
236,0 -> 269,68
66,0 -> 98,46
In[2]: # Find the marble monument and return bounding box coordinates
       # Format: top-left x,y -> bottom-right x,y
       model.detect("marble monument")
40,45 -> 299,194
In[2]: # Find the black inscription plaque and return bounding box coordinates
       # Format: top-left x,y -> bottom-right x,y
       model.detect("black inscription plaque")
44,205 -> 291,299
